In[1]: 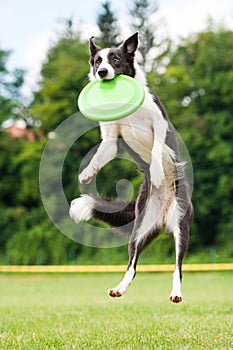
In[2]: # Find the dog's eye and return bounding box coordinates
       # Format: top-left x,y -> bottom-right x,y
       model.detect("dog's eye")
95,59 -> 101,65
113,57 -> 120,63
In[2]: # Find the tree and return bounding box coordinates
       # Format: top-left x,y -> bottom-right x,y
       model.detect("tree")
0,22 -> 90,264
0,49 -> 24,123
31,20 -> 90,134
129,0 -> 170,71
1,18 -> 232,264
97,1 -> 121,47
148,28 -> 233,255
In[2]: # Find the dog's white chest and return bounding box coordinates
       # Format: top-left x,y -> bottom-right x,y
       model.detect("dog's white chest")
119,114 -> 154,163
100,90 -> 167,165
119,94 -> 164,163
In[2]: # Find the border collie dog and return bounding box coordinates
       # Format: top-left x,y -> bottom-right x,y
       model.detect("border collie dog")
70,33 -> 193,303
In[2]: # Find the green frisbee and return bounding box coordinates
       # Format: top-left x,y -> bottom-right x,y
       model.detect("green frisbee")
77,75 -> 145,121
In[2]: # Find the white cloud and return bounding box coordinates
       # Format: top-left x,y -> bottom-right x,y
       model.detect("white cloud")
160,0 -> 233,41
21,30 -> 53,99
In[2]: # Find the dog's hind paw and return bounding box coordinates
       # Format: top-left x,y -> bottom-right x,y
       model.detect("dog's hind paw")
169,295 -> 182,303
108,289 -> 123,298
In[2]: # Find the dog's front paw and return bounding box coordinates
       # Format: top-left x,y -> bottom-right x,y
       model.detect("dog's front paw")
79,171 -> 93,184
78,166 -> 99,184
150,165 -> 165,188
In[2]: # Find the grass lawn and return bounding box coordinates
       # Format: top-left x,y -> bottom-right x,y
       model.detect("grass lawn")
0,271 -> 232,349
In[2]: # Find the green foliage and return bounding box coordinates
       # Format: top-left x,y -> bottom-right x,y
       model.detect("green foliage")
0,49 -> 24,122
129,0 -> 171,71
149,28 -> 233,251
97,1 -> 121,47
0,15 -> 232,264
129,0 -> 157,67
31,22 -> 90,133
5,221 -> 80,265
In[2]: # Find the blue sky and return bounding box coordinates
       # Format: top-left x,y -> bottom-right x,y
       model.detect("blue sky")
0,0 -> 232,99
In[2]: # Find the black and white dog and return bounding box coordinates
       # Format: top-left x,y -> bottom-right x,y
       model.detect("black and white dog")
70,33 -> 193,303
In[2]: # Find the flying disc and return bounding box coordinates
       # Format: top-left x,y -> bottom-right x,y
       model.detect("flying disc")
77,75 -> 145,121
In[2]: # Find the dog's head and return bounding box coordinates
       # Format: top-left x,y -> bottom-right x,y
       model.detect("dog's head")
89,33 -> 138,81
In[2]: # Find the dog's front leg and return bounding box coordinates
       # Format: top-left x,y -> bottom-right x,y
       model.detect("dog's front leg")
79,139 -> 118,184
150,118 -> 168,188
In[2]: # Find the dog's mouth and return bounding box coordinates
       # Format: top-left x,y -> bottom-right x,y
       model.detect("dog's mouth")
97,68 -> 115,81
98,76 -> 115,81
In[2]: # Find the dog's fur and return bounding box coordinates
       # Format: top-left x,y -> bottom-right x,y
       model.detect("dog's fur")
70,33 -> 193,303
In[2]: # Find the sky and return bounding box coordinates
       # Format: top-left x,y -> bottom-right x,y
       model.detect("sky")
0,0 -> 232,100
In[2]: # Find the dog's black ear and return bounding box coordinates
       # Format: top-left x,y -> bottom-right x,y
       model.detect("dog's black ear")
89,37 -> 101,57
122,32 -> 138,56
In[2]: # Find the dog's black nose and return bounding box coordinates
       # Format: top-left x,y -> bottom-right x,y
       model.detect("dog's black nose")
98,68 -> 108,78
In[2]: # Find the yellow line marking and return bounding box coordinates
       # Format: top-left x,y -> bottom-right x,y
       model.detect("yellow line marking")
0,264 -> 232,273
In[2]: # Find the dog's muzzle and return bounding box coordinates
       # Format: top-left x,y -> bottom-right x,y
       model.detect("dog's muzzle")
98,68 -> 108,78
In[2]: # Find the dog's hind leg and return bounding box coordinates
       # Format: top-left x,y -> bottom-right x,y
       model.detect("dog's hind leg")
108,248 -> 138,298
169,226 -> 185,303
109,182 -> 162,298
169,202 -> 193,303
108,217 -> 160,298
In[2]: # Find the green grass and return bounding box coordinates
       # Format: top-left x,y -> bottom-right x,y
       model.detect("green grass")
0,272 -> 232,349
